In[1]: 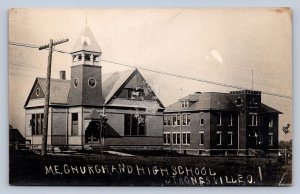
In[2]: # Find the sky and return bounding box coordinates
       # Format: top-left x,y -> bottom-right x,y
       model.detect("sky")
8,8 -> 292,140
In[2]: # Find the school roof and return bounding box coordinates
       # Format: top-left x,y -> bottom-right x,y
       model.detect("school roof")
165,92 -> 281,113
165,92 -> 236,112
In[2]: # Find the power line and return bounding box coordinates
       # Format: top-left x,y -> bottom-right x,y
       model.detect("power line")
9,42 -> 68,54
9,73 -> 36,78
101,59 -> 292,99
10,61 -> 62,72
9,41 -> 292,99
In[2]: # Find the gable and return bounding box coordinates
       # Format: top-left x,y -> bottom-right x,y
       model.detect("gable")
30,81 -> 45,99
24,78 -> 70,108
104,69 -> 164,109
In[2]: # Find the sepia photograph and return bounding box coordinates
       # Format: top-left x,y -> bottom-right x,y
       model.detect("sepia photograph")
8,8 -> 292,186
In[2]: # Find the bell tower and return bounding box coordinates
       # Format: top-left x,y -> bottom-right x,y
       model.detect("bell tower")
68,26 -> 104,106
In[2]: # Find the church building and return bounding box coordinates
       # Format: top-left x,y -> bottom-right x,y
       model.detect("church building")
24,26 -> 165,150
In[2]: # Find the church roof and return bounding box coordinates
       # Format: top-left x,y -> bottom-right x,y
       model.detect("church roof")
24,78 -> 70,107
24,69 -> 148,108
37,78 -> 70,104
103,68 -> 136,104
71,26 -> 102,53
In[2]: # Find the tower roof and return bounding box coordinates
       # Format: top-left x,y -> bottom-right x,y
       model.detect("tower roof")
71,26 -> 102,53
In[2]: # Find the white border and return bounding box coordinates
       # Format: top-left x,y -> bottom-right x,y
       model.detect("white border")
1,1 -> 299,194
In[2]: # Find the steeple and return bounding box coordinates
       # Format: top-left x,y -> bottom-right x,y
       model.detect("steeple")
68,25 -> 104,106
71,26 -> 102,66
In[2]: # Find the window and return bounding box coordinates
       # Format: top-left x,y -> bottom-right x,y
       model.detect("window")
228,114 -> 233,126
228,131 -> 233,146
172,133 -> 180,145
182,114 -> 191,126
181,101 -> 189,108
93,55 -> 99,62
124,114 -> 146,136
269,133 -> 273,146
236,97 -> 242,106
200,118 -> 204,126
88,78 -> 97,88
199,131 -> 204,145
84,54 -> 91,61
71,113 -> 78,135
72,55 -> 77,62
73,78 -> 79,88
182,132 -> 191,145
217,113 -> 222,126
30,113 -> 44,135
172,114 -> 181,126
172,115 -> 177,126
167,115 -> 172,126
269,118 -> 273,128
77,54 -> 82,61
176,115 -> 181,126
217,131 -> 222,145
249,113 -> 258,126
128,89 -> 144,101
36,88 -> 40,96
163,133 -> 171,145
163,116 -> 168,126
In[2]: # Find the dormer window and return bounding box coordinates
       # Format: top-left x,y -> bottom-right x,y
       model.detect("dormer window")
128,88 -> 144,101
181,101 -> 189,108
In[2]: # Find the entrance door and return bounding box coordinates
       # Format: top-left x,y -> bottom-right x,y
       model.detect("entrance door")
85,121 -> 103,144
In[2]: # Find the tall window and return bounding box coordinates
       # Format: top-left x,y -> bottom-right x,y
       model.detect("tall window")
124,114 -> 146,136
228,131 -> 233,146
182,132 -> 191,145
172,115 -> 177,126
217,113 -> 222,126
269,133 -> 273,146
268,118 -> 273,128
228,114 -> 233,126
200,118 -> 204,126
163,116 -> 168,126
182,114 -> 191,126
249,113 -> 258,126
30,113 -> 44,135
217,131 -> 222,145
167,115 -> 172,125
163,132 -> 171,145
176,115 -> 181,126
71,113 -> 78,135
172,133 -> 180,145
199,131 -> 204,145
163,115 -> 172,126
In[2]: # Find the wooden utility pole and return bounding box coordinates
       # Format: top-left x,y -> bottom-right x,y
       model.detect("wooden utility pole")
39,38 -> 68,156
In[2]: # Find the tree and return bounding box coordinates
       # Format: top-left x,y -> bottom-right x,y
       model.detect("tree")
282,124 -> 290,142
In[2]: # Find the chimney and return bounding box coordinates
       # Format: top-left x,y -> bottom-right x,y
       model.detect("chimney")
59,70 -> 66,80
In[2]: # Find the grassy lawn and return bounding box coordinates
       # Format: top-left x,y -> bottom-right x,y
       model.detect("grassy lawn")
9,149 -> 292,186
